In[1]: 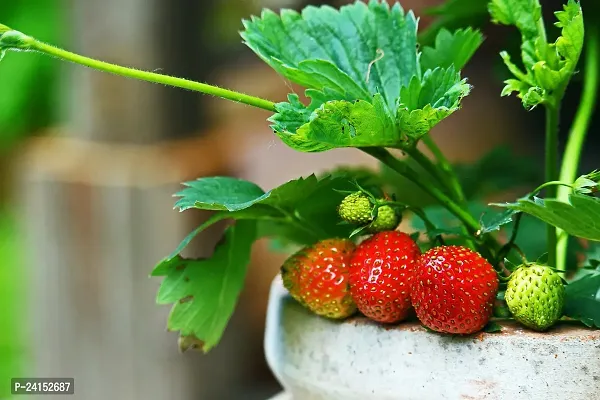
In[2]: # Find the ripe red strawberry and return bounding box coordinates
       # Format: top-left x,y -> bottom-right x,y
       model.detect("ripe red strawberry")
281,238 -> 357,319
349,231 -> 421,323
412,245 -> 499,334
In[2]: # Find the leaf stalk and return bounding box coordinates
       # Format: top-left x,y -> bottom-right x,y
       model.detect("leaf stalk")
361,147 -> 479,232
417,134 -> 475,250
556,28 -> 600,274
7,30 -> 278,111
544,102 -> 561,268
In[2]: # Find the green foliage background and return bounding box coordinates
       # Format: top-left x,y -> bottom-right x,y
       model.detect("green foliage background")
0,1 -> 62,148
0,213 -> 24,399
0,1 -> 61,396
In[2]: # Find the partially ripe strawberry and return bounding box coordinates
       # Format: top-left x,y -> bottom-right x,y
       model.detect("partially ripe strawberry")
412,246 -> 499,334
281,238 -> 357,319
366,205 -> 399,233
349,231 -> 421,323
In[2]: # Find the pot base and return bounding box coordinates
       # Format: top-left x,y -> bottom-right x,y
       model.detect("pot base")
265,276 -> 600,400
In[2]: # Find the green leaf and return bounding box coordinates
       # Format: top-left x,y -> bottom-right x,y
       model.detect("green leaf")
167,208 -> 282,260
479,209 -> 517,234
555,1 -> 585,66
255,169 -> 372,248
174,177 -> 266,212
573,170 -> 600,195
158,169 -> 378,352
420,28 -> 484,71
177,174 -> 347,214
152,220 -> 257,352
275,95 -> 398,152
397,67 -> 471,139
488,0 -> 543,67
563,274 -> 600,328
410,201 -> 581,265
503,214 -> 584,270
493,194 -> 600,241
395,105 -> 454,140
243,1 -> 475,151
272,66 -> 471,151
489,0 -> 584,108
267,59 -> 371,102
241,0 -> 419,109
172,173 -> 372,257
420,0 -> 489,45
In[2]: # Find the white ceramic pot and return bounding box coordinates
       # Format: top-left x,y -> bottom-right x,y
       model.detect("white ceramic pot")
265,276 -> 600,400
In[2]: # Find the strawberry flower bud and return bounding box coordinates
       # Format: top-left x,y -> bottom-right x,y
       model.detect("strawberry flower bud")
0,25 -> 34,61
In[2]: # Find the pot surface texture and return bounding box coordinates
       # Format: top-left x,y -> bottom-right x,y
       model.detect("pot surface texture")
265,276 -> 600,400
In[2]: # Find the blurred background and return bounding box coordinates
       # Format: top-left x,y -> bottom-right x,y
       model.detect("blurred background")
0,0 -> 597,399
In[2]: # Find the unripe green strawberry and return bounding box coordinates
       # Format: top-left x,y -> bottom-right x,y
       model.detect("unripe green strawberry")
281,238 -> 357,319
367,205 -> 399,233
338,192 -> 373,225
505,264 -> 565,331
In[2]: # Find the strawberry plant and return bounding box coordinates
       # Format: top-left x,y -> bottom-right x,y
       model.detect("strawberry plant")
2,0 -> 600,352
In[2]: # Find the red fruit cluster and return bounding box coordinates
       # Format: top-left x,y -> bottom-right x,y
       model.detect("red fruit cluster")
281,232 -> 499,335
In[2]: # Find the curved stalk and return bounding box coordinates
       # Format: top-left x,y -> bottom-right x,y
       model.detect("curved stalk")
403,146 -> 454,196
1,27 -> 276,111
409,134 -> 476,250
362,147 -> 502,261
532,181 -> 574,196
421,134 -> 468,205
361,147 -> 480,232
409,207 -> 437,233
418,135 -> 476,250
556,29 -> 600,273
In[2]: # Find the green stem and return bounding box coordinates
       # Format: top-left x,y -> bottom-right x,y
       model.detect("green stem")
496,211 -> 524,265
418,135 -> 476,250
404,146 -> 453,196
409,207 -> 436,231
556,29 -> 600,273
362,148 -> 501,261
361,147 -> 480,233
408,207 -> 445,244
421,135 -> 468,204
544,103 -> 561,267
532,181 -> 573,196
14,32 -> 277,112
